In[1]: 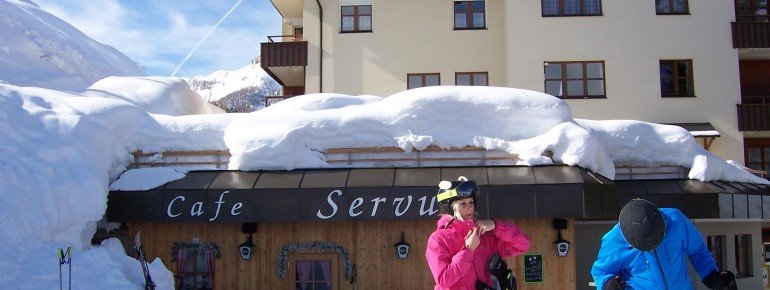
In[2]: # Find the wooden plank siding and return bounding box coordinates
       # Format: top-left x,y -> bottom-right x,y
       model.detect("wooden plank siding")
737,103 -> 770,131
739,60 -> 770,96
732,21 -> 770,48
737,60 -> 770,132
128,218 -> 575,289
260,41 -> 308,68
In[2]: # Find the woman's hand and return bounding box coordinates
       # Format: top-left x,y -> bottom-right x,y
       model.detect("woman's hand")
465,227 -> 480,251
476,219 -> 496,235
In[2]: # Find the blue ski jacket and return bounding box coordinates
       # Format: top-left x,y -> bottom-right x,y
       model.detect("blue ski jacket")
591,208 -> 718,290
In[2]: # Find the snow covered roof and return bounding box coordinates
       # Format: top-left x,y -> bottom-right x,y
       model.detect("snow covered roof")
665,123 -> 720,138
2,76 -> 768,289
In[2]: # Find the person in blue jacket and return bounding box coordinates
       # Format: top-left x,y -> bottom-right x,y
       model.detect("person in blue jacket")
591,199 -> 736,290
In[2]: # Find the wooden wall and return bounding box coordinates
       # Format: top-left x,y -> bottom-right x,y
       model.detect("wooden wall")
740,60 -> 770,96
129,218 -> 575,289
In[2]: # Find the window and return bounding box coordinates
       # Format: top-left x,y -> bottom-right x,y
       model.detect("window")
341,5 -> 372,32
765,242 -> 770,263
408,73 -> 440,89
745,139 -> 770,179
707,235 -> 727,270
736,0 -> 769,22
660,60 -> 694,97
735,234 -> 753,278
172,243 -> 219,290
292,27 -> 304,41
291,253 -> 337,290
544,61 -> 605,99
542,0 -> 602,16
656,0 -> 689,15
456,72 -> 488,86
454,1 -> 486,29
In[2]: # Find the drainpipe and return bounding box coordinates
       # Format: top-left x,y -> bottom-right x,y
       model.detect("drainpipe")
315,0 -> 323,93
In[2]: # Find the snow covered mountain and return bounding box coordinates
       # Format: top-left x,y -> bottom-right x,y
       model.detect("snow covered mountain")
185,58 -> 281,112
0,0 -> 144,91
0,0 -> 276,108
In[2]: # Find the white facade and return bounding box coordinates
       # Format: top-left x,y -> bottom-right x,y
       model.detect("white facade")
505,1 -> 743,161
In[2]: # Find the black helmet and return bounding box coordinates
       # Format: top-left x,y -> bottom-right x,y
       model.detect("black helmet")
619,199 -> 665,251
436,176 -> 479,215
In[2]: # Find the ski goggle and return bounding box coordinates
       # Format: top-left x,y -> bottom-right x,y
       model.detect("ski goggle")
436,180 -> 479,203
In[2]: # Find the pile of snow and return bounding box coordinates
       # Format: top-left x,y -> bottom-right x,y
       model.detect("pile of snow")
84,77 -> 225,115
0,0 -> 144,91
0,78 -> 225,289
1,79 -> 768,289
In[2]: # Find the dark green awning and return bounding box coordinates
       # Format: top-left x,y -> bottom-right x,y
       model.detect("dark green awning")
616,179 -> 770,219
107,165 -> 618,222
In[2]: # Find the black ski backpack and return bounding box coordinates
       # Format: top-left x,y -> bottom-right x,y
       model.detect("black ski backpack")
488,253 -> 517,290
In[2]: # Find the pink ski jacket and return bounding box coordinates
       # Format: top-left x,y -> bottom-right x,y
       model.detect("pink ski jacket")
426,215 -> 531,290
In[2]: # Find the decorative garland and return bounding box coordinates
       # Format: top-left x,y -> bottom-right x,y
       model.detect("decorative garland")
277,241 -> 352,280
171,242 -> 221,261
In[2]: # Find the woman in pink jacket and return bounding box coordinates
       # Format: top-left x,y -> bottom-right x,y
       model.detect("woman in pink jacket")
426,177 -> 531,290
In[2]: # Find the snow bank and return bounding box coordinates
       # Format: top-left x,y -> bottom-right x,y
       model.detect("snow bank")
84,77 -> 225,115
0,84 -> 171,289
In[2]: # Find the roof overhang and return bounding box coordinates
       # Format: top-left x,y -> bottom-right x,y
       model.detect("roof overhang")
106,165 -> 619,222
666,123 -> 720,150
617,179 -> 770,219
264,66 -> 305,87
270,0 -> 304,19
666,122 -> 720,138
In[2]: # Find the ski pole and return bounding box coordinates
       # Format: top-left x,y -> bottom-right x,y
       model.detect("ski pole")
58,247 -> 72,290
57,248 -> 64,290
66,247 -> 72,290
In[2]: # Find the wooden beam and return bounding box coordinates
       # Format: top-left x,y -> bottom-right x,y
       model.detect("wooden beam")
129,146 -> 519,168
326,156 -> 518,164
703,137 -> 715,151
133,150 -> 231,157
325,145 -> 487,154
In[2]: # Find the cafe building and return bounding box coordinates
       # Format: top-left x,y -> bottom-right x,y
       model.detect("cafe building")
105,147 -> 770,289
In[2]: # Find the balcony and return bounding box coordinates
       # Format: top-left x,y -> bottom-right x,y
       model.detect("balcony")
737,96 -> 770,131
260,35 -> 307,87
732,21 -> 770,48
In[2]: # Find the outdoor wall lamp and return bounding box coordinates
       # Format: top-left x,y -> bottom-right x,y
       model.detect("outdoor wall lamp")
553,218 -> 571,257
393,232 -> 411,259
239,223 -> 257,261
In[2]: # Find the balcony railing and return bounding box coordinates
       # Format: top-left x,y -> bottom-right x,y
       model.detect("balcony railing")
731,21 -> 770,48
260,35 -> 307,67
265,95 -> 297,107
737,96 -> 770,131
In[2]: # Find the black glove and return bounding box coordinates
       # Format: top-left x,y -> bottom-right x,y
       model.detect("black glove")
604,275 -> 626,290
702,270 -> 736,290
475,280 -> 494,290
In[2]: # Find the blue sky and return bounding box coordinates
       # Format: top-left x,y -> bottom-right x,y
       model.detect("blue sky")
34,0 -> 281,77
